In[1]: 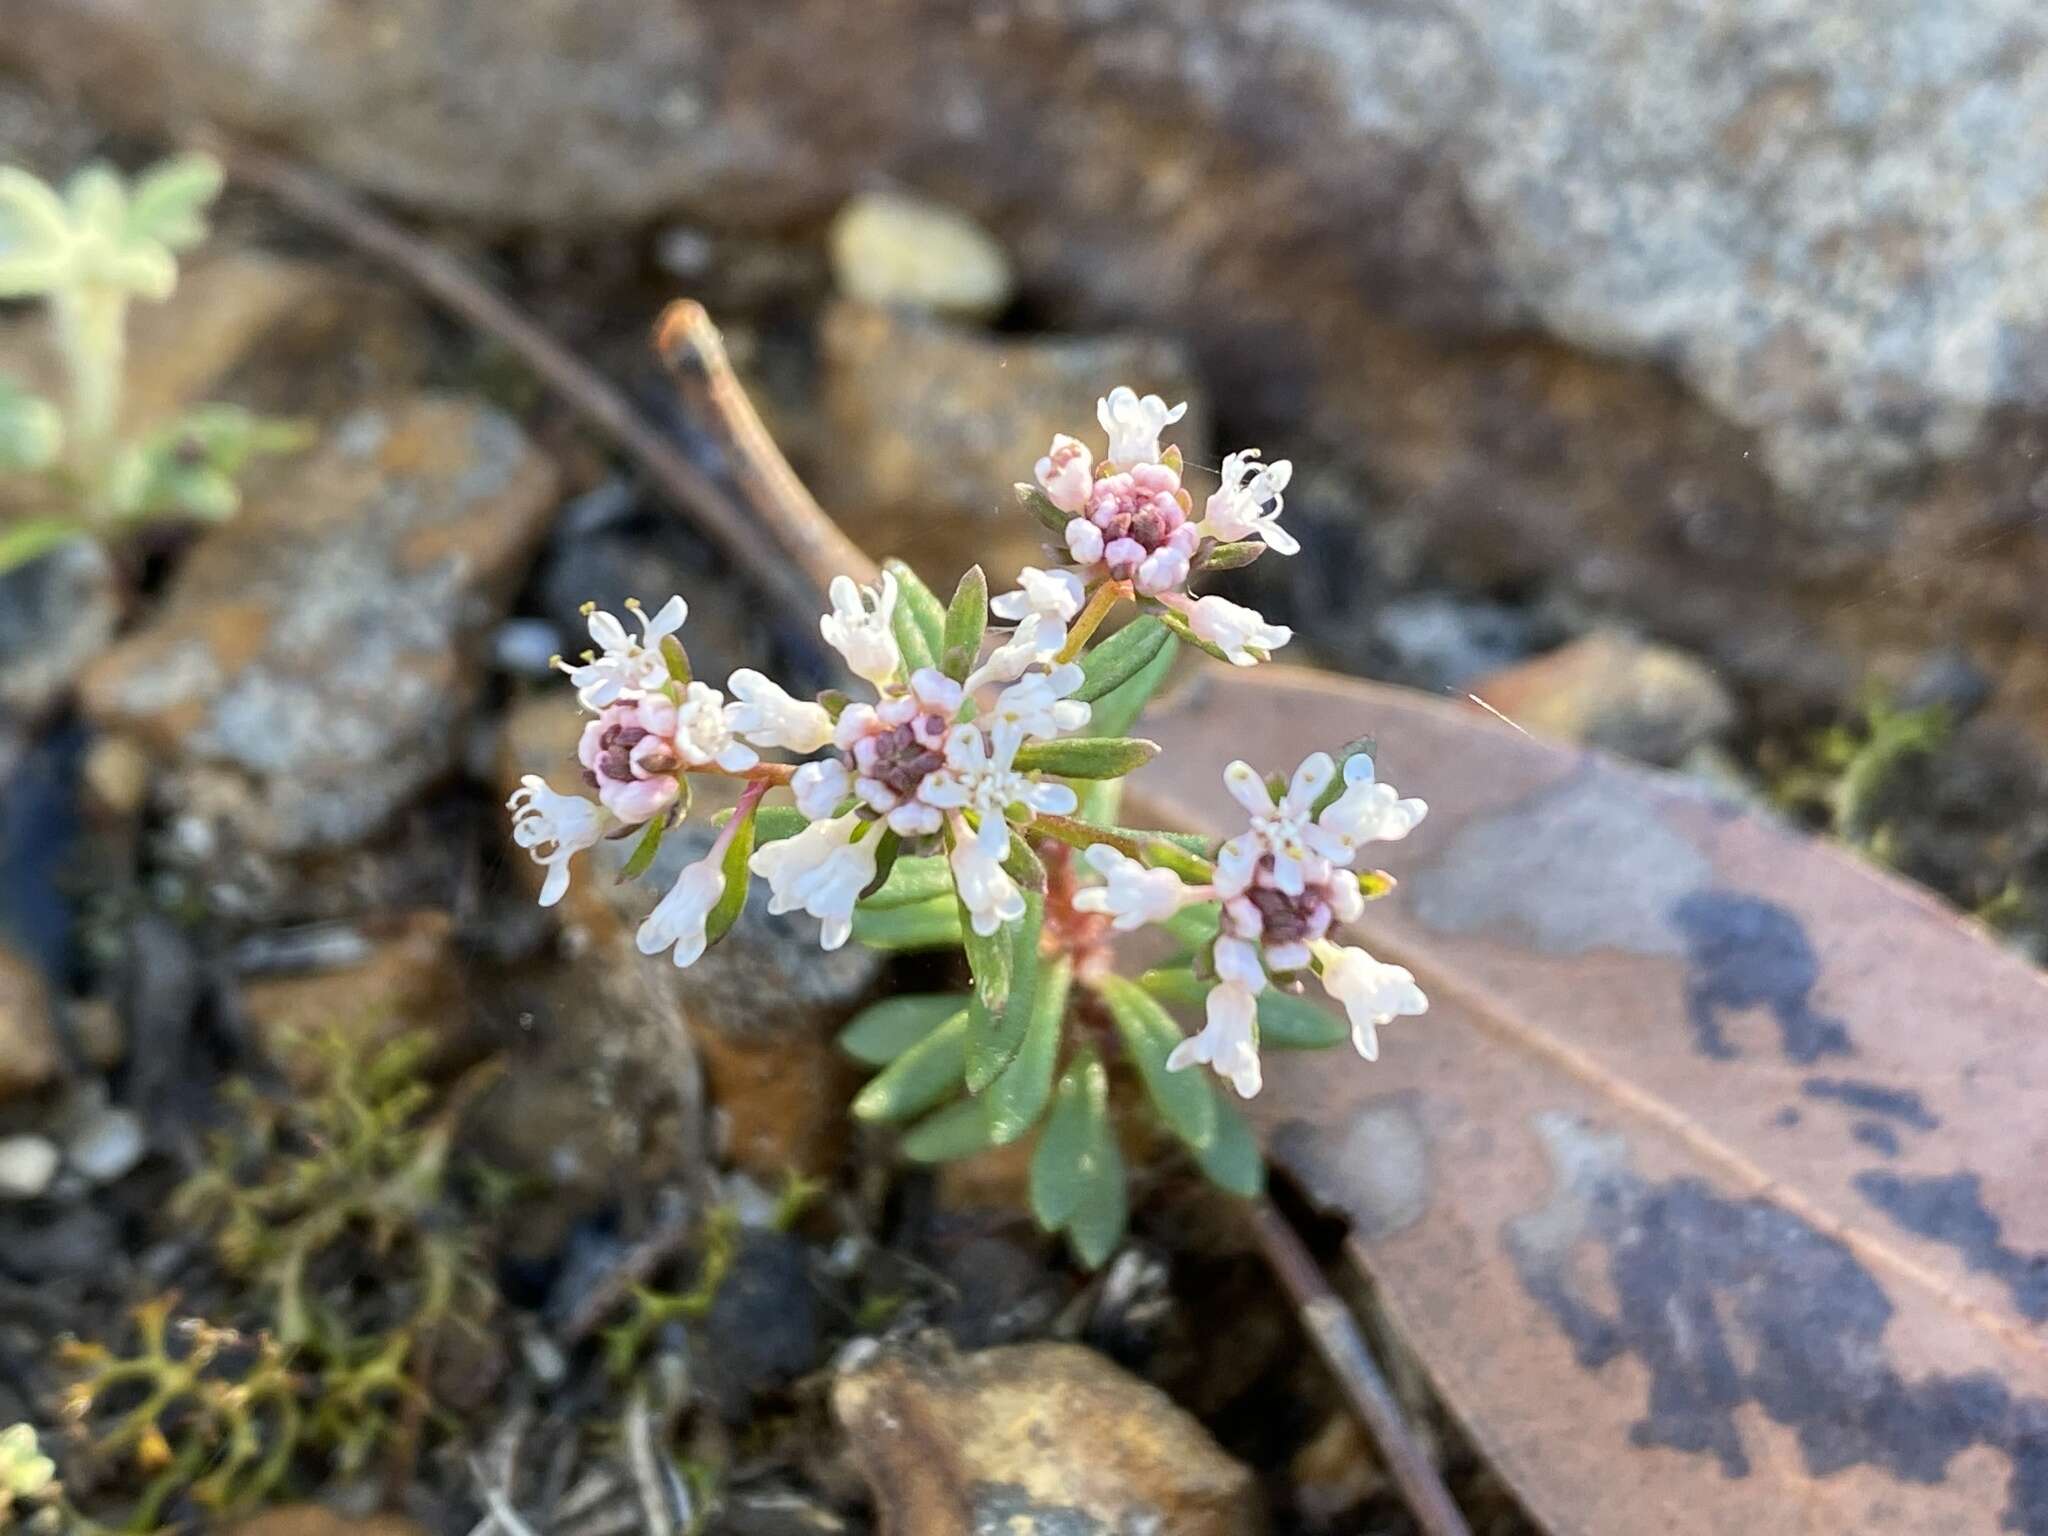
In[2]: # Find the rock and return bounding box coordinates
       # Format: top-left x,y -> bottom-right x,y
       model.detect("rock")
0,538 -> 118,721
1470,629 -> 1738,766
833,1340 -> 1260,1536
63,1102 -> 145,1184
238,911 -> 467,1084
80,395 -> 559,851
828,191 -> 1013,320
81,733 -> 150,818
498,692 -> 874,1185
817,302 -> 1204,590
224,1509 -> 430,1536
0,1136 -> 59,1200
1368,593 -> 1546,693
16,0 -> 2048,751
699,1229 -> 822,1420
0,947 -> 59,1103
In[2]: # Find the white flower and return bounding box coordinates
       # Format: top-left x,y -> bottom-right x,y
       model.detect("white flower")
820,571 -> 902,690
673,681 -> 759,772
1166,980 -> 1263,1098
792,756 -> 851,820
1315,940 -> 1427,1060
563,595 -> 686,708
1035,434 -> 1095,513
1074,844 -> 1195,931
1306,753 -> 1428,865
1097,385 -> 1187,466
726,669 -> 835,753
1185,593 -> 1291,667
1066,517 -> 1105,565
1216,754 -> 1333,898
948,809 -> 1026,937
965,613 -> 1053,694
991,566 -> 1086,654
750,812 -> 879,951
507,776 -> 607,908
636,851 -> 726,967
1199,450 -> 1298,555
0,1422 -> 55,1512
920,722 -> 1078,822
985,664 -> 1090,741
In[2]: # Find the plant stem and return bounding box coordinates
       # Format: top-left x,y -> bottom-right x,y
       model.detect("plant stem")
53,284 -> 125,510
1055,579 -> 1127,664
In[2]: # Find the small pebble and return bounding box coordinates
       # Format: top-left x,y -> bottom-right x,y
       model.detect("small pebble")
491,618 -> 564,679
829,190 -> 1015,319
66,1105 -> 146,1184
0,1135 -> 60,1200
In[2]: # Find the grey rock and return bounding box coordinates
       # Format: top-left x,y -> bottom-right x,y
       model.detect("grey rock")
78,396 -> 559,852
0,537 -> 118,720
14,0 -> 2048,740
699,1230 -> 821,1421
64,1103 -> 146,1184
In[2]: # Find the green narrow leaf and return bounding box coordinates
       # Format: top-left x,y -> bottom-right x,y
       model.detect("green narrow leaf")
618,815 -> 669,882
858,827 -> 903,900
850,896 -> 964,950
661,633 -> 692,686
1014,482 -> 1073,533
1163,902 -> 1222,950
0,519 -> 90,577
839,994 -> 974,1066
1072,777 -> 1125,826
719,804 -> 806,843
1138,834 -> 1214,883
1193,539 -> 1266,574
1074,616 -> 1170,702
858,854 -> 952,910
1138,966 -> 1207,1009
1080,634 -> 1178,738
123,152 -> 224,250
941,564 -> 989,681
1012,737 -> 1161,780
1001,831 -> 1047,892
1066,1067 -> 1128,1268
966,891 -> 1044,1092
1195,1097 -> 1265,1198
901,1096 -> 999,1163
702,813 -> 758,947
884,557 -> 945,669
1258,987 -> 1349,1049
986,958 -> 1072,1145
1097,974 -> 1216,1151
852,1009 -> 970,1123
1031,1052 -> 1104,1230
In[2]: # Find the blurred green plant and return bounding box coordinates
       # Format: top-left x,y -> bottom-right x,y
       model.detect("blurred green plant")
1769,689 -> 1951,855
50,1032 -> 495,1532
0,154 -> 309,574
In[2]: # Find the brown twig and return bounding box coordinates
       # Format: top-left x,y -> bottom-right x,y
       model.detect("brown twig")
212,139 -> 834,625
1245,1198 -> 1475,1536
656,300 -> 880,593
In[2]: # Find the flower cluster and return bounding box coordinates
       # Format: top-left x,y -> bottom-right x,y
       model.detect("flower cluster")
1016,386 -> 1296,667
510,565 -> 1094,966
511,377 -> 1434,1270
1079,750 -> 1429,1098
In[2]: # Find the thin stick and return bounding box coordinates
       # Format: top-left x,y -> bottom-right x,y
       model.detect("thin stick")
213,139 -> 833,625
1245,1198 -> 1475,1536
655,300 -> 881,592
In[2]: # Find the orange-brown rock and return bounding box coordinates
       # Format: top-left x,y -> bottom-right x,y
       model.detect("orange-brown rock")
834,1340 -> 1261,1536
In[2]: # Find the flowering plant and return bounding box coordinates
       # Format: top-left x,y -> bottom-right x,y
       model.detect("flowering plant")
511,388 -> 1428,1264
